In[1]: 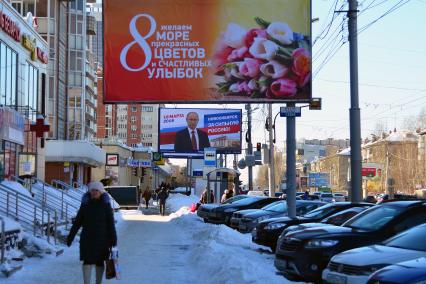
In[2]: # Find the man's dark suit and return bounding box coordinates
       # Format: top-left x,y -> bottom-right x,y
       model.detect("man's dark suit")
174,128 -> 211,152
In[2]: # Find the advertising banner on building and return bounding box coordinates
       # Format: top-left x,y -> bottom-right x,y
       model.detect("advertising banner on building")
103,0 -> 311,103
159,108 -> 242,158
308,172 -> 330,187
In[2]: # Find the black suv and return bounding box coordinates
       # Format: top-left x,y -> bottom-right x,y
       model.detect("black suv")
252,202 -> 372,250
275,201 -> 426,282
203,196 -> 279,225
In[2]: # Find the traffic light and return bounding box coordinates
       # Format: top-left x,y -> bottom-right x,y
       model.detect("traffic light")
256,142 -> 261,151
132,167 -> 138,176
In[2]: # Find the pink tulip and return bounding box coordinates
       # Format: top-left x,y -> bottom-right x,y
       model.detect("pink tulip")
239,58 -> 261,78
245,28 -> 268,47
270,78 -> 298,98
237,81 -> 252,94
292,48 -> 311,87
212,36 -> 234,73
227,46 -> 251,62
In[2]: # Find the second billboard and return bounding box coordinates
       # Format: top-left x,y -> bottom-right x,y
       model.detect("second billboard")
159,108 -> 242,158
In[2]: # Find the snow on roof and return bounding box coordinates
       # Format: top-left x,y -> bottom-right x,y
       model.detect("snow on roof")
338,147 -> 351,156
385,131 -> 418,142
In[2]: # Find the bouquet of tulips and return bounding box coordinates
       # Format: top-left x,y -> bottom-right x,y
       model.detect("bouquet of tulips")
212,17 -> 311,99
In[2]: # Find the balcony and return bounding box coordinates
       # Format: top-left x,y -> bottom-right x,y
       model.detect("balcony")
86,15 -> 96,35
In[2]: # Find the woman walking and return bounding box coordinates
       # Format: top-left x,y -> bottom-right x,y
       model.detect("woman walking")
67,181 -> 117,284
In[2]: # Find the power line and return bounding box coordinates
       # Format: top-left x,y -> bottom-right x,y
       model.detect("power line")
358,0 -> 413,34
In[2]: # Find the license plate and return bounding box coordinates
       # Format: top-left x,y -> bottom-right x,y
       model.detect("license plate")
327,273 -> 347,284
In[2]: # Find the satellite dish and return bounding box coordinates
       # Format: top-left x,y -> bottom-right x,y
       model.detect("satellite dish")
238,158 -> 246,170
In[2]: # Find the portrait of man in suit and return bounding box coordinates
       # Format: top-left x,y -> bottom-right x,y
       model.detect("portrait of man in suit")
174,112 -> 211,152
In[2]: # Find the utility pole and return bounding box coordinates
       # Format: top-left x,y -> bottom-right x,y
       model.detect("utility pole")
268,104 -> 276,197
348,0 -> 362,202
286,103 -> 296,218
246,104 -> 253,191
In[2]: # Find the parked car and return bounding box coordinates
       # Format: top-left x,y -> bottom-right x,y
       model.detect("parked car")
333,193 -> 346,202
363,195 -> 377,204
275,201 -> 426,282
320,192 -> 335,203
367,257 -> 426,284
197,195 -> 249,220
201,196 -> 279,225
252,202 -> 370,251
376,193 -> 418,204
323,224 -> 426,284
283,206 -> 371,235
247,190 -> 265,197
233,200 -> 324,233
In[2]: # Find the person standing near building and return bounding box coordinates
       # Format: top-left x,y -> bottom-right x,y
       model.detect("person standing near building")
67,181 -> 117,284
158,186 -> 169,216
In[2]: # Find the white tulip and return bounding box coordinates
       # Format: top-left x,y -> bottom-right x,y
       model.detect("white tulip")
222,23 -> 247,49
249,38 -> 279,60
260,60 -> 288,79
267,22 -> 293,45
229,83 -> 240,93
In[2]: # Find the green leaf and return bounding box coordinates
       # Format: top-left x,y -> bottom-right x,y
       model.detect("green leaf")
255,17 -> 270,29
250,91 -> 264,98
216,81 -> 232,93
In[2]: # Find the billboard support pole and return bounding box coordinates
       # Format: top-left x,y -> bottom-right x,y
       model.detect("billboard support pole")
268,104 -> 276,197
246,104 -> 253,191
286,102 -> 296,218
348,0 -> 362,202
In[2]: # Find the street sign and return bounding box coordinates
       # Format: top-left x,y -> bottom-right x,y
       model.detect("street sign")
204,147 -> 217,167
308,172 -> 330,187
362,168 -> 376,177
280,107 -> 301,117
193,170 -> 203,177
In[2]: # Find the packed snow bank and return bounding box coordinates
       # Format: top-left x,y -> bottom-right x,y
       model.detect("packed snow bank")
1,181 -> 32,198
0,215 -> 21,231
167,194 -> 296,284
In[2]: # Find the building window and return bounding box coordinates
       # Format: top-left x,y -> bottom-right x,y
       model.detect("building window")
0,42 -> 18,107
131,106 -> 137,112
131,125 -> 137,132
25,63 -> 39,122
130,116 -> 136,123
142,106 -> 153,112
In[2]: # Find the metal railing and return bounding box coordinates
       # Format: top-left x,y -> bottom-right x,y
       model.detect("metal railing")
0,217 -> 5,264
0,183 -> 57,244
51,179 -> 84,202
10,176 -> 79,223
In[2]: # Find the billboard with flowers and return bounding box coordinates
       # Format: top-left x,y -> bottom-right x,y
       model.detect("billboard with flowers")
104,0 -> 311,103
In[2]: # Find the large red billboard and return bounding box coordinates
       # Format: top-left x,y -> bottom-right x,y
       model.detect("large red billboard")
103,0 -> 311,103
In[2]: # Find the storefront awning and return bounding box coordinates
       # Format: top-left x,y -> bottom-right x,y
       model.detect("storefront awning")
45,140 -> 106,167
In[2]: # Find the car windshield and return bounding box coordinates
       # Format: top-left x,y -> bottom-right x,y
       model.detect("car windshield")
321,207 -> 366,225
334,194 -> 343,197
321,193 -> 333,198
222,195 -> 247,204
263,201 -> 287,213
383,225 -> 426,251
302,203 -> 339,219
343,205 -> 404,231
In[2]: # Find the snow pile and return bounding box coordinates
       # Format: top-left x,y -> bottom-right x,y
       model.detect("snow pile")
0,215 -> 21,231
167,195 -> 296,284
1,181 -> 32,198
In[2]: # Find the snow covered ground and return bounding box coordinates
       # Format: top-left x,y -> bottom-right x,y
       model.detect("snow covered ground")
0,194 -> 298,284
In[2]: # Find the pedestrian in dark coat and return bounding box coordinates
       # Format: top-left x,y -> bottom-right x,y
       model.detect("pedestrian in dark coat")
157,187 -> 169,216
67,181 -> 117,284
142,186 -> 152,209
